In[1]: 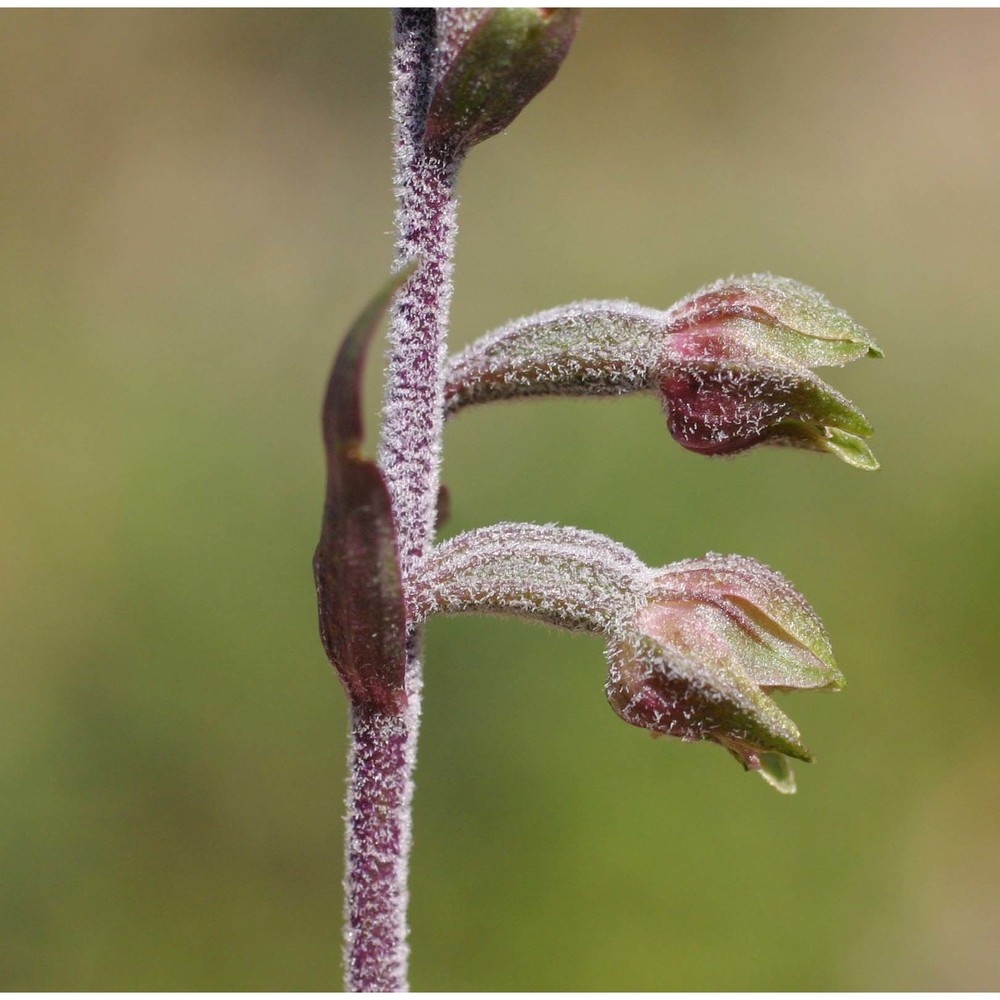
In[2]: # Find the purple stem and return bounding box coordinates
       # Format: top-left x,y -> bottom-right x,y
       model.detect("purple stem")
343,705 -> 414,993
380,17 -> 457,574
343,10 -> 460,992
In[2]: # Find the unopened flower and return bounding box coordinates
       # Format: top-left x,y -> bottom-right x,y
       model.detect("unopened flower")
605,554 -> 844,792
424,8 -> 581,158
658,275 -> 881,469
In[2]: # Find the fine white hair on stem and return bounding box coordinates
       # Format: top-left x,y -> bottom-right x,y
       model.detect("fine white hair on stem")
343,10 -> 458,994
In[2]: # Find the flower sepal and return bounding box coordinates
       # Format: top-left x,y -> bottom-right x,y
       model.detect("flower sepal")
663,273 -> 883,368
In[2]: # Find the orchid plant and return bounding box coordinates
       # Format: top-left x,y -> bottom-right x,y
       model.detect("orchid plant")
314,10 -> 880,992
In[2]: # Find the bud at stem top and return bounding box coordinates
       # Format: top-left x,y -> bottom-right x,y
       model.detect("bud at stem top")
424,8 -> 581,158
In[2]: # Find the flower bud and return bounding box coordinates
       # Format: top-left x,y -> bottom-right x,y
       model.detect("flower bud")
658,275 -> 881,469
442,274 -> 880,470
605,555 -> 844,792
424,8 -> 581,157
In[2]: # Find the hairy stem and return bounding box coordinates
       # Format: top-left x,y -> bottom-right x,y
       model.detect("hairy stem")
344,706 -> 413,992
380,13 -> 457,572
344,10 -> 459,993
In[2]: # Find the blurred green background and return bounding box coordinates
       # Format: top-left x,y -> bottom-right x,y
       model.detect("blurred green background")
3,9 -> 999,990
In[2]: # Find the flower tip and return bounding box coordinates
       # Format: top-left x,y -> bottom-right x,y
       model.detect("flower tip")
841,326 -> 882,362
823,428 -> 880,471
723,742 -> 801,794
757,752 -> 798,794
813,670 -> 846,693
770,421 -> 878,470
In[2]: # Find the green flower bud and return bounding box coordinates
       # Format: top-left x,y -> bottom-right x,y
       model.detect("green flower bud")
424,8 -> 581,157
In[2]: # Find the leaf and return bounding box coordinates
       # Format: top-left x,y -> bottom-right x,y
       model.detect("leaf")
313,266 -> 415,713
